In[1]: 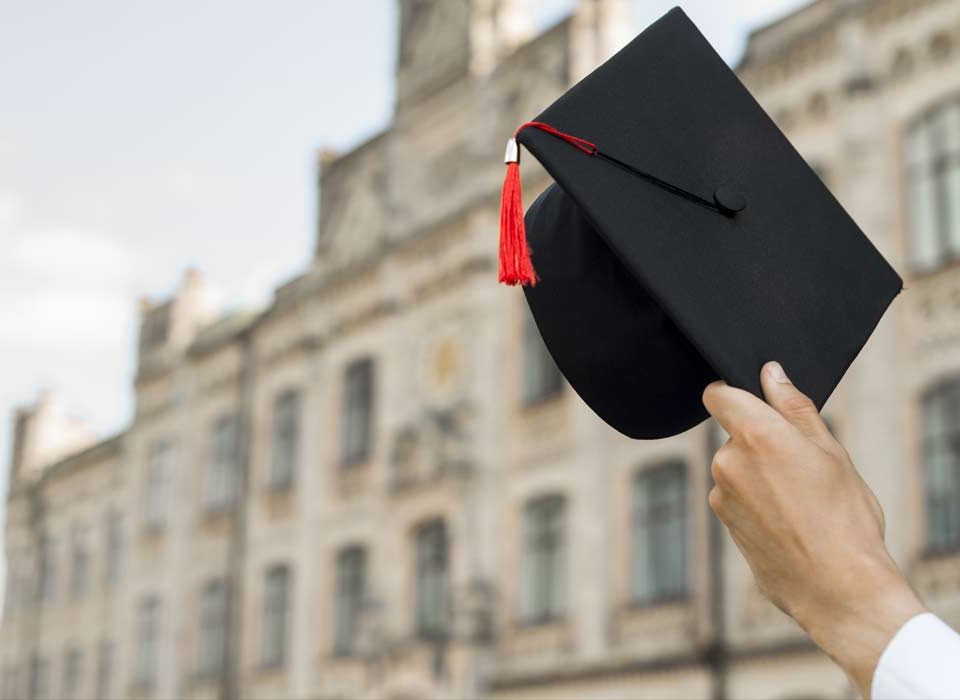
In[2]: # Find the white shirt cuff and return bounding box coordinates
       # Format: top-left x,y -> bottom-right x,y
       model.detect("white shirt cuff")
872,612 -> 960,699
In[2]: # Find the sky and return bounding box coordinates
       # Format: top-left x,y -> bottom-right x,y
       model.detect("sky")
0,0 -> 808,592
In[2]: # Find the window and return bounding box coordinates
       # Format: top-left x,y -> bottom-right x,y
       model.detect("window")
341,359 -> 374,465
96,641 -> 113,700
334,546 -> 366,654
135,597 -> 161,688
206,415 -> 239,510
631,461 -> 689,605
262,565 -> 291,667
144,441 -> 171,530
922,379 -> 960,553
69,525 -> 88,600
36,535 -> 56,605
905,99 -> 960,272
2,664 -> 21,700
520,495 -> 566,623
197,580 -> 227,678
61,648 -> 82,700
521,310 -> 563,404
415,520 -> 449,639
104,510 -> 123,586
27,655 -> 48,700
270,390 -> 301,490
4,553 -> 21,618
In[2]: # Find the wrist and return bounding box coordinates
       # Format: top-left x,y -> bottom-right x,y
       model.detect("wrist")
796,555 -> 925,698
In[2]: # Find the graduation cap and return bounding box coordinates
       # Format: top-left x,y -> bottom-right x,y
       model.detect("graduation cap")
498,7 -> 902,440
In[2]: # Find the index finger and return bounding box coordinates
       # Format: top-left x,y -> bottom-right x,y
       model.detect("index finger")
702,380 -> 781,441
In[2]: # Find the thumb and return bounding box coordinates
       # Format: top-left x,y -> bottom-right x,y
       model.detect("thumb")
760,361 -> 830,442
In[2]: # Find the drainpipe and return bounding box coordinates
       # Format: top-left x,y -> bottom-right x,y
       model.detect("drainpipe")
221,329 -> 257,700
705,421 -> 728,700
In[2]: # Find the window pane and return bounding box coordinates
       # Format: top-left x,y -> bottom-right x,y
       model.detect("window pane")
207,417 -> 238,509
197,582 -> 226,676
943,101 -> 960,154
28,656 -> 48,700
263,566 -> 290,666
631,462 -> 688,604
415,521 -> 448,638
909,171 -> 941,271
341,361 -> 373,464
104,511 -> 124,586
96,642 -> 113,700
145,441 -> 170,528
521,496 -> 566,622
69,525 -> 88,599
61,649 -> 81,700
37,536 -> 56,604
137,598 -> 160,686
923,381 -> 960,553
335,547 -> 365,653
944,161 -> 960,256
271,392 -> 300,489
521,312 -> 562,404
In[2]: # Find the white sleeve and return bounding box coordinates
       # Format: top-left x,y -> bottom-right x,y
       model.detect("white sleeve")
872,612 -> 960,700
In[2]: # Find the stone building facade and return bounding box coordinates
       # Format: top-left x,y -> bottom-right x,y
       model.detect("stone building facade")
3,0 -> 960,698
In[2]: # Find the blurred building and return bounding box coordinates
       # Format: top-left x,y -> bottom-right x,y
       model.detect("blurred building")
3,0 -> 960,698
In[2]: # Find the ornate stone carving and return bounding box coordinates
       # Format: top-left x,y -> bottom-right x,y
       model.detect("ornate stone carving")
389,401 -> 474,492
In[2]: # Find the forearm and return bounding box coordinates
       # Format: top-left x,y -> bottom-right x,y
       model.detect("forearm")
793,555 -> 925,699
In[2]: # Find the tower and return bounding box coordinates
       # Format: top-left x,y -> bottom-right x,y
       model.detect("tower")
394,0 -> 534,110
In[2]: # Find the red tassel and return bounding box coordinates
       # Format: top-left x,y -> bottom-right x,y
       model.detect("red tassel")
497,123 -> 597,286
499,158 -> 538,286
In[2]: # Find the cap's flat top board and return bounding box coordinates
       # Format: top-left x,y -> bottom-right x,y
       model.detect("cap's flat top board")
518,7 -> 901,410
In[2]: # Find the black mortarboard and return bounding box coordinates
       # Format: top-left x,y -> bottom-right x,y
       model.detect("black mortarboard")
497,7 -> 902,440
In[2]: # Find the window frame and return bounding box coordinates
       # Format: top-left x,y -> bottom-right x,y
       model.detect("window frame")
261,564 -> 291,668
630,460 -> 690,607
414,519 -> 449,640
36,535 -> 56,605
69,524 -> 88,600
519,494 -> 567,625
269,389 -> 301,491
61,647 -> 82,700
333,545 -> 366,655
135,596 -> 161,688
520,310 -> 564,406
144,440 -> 171,532
921,378 -> 960,556
95,641 -> 113,700
104,509 -> 124,587
196,579 -> 227,679
340,358 -> 375,467
27,654 -> 48,700
205,415 -> 240,512
904,97 -> 960,273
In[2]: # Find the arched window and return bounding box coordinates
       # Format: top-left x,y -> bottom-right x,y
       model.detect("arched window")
921,379 -> 960,553
904,98 -> 960,272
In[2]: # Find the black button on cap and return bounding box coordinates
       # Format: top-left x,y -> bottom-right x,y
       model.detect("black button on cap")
714,185 -> 746,215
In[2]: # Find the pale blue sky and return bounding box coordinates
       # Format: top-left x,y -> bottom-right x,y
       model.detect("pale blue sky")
0,0 -> 807,593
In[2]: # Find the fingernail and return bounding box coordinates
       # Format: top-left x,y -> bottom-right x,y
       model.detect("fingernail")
767,361 -> 790,383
